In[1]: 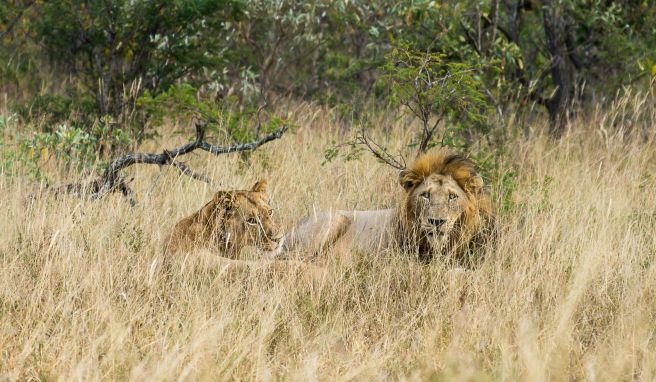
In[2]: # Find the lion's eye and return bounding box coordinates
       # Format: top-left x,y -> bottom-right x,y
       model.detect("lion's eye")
448,193 -> 458,201
268,209 -> 273,216
246,217 -> 258,225
420,192 -> 431,200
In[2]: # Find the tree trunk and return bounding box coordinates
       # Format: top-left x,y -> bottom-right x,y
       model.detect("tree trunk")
542,0 -> 576,136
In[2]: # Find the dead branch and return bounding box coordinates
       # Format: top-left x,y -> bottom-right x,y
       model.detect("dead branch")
169,160 -> 215,186
57,117 -> 288,204
43,175 -> 137,207
355,129 -> 406,171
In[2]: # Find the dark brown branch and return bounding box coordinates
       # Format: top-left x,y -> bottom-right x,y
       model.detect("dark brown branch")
43,175 -> 136,207
169,160 -> 215,186
197,124 -> 288,155
418,113 -> 444,154
115,178 -> 137,207
57,118 -> 288,204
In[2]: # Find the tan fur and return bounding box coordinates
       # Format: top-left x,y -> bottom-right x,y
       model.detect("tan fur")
164,180 -> 283,258
282,149 -> 493,263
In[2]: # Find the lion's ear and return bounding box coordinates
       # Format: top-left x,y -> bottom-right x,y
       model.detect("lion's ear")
464,173 -> 484,195
251,180 -> 268,193
399,169 -> 421,192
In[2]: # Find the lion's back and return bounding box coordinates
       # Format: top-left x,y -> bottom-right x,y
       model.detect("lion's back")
282,209 -> 396,256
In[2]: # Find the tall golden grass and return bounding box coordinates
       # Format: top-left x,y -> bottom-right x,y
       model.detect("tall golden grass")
1,91 -> 655,380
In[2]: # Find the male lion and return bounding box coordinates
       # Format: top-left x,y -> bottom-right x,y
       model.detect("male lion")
164,180 -> 283,257
281,149 -> 493,263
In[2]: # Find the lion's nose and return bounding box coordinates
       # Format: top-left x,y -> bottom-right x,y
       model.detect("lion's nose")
428,218 -> 446,228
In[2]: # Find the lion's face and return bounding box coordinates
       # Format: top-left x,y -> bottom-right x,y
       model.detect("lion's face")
398,152 -> 489,257
219,181 -> 283,253
405,173 -> 469,249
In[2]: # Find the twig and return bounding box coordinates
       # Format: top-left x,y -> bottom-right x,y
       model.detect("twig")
254,101 -> 267,139
355,129 -> 406,171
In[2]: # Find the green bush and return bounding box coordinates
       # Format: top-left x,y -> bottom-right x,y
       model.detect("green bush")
137,84 -> 289,145
20,118 -> 131,170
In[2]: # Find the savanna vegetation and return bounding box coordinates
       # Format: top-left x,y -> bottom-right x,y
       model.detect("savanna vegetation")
1,0 -> 655,380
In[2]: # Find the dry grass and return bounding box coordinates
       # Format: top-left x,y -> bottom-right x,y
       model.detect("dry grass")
1,93 -> 656,381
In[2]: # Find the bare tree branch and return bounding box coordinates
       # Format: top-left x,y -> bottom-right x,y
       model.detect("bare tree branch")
169,160 -> 216,186
55,117 -> 288,204
197,124 -> 288,155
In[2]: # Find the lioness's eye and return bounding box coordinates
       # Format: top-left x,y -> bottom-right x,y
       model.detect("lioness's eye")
268,209 -> 273,216
246,217 -> 258,225
448,193 -> 458,201
420,192 -> 430,200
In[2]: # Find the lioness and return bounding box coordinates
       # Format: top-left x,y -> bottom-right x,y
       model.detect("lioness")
164,180 -> 283,257
282,149 -> 493,262
163,181 -> 324,278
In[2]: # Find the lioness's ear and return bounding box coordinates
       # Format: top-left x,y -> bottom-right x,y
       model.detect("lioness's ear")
215,191 -> 235,209
399,169 -> 421,192
251,180 -> 268,193
200,191 -> 234,222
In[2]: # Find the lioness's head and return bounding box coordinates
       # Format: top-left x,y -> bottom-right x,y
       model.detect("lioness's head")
205,180 -> 283,253
399,150 -> 491,256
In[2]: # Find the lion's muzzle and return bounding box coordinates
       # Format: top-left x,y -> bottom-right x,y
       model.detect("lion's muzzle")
427,218 -> 446,229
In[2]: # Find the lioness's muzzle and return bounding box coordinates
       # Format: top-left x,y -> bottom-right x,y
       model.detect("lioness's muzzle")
269,233 -> 283,243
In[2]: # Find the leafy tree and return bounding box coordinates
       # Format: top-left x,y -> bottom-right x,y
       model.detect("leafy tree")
137,84 -> 288,145
32,0 -> 242,117
1,0 -> 245,157
2,0 -> 655,146
382,43 -> 490,153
